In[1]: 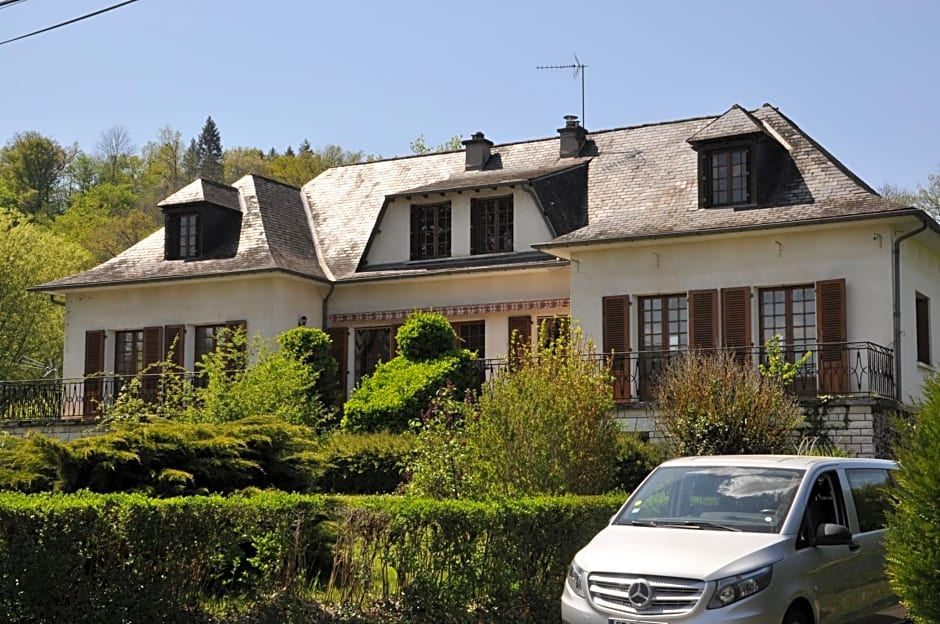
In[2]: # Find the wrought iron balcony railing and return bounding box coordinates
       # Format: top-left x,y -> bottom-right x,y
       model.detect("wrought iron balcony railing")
0,342 -> 894,422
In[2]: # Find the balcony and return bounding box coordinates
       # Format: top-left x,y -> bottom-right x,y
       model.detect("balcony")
472,341 -> 895,404
0,342 -> 894,422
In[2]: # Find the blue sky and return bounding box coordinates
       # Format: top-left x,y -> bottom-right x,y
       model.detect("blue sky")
1,0 -> 938,192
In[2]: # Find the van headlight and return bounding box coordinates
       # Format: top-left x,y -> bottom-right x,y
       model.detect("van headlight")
707,565 -> 773,609
567,560 -> 586,598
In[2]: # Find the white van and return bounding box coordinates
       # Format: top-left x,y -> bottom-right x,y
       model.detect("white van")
561,455 -> 905,624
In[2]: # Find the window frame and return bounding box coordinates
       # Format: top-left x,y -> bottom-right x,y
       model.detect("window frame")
916,292 -> 931,365
354,326 -> 393,383
706,144 -> 754,208
639,294 -> 689,353
452,320 -> 485,358
166,211 -> 201,260
114,329 -> 144,376
470,195 -> 514,255
410,202 -> 452,261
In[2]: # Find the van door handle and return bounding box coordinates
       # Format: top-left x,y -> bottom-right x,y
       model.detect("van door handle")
849,541 -> 861,552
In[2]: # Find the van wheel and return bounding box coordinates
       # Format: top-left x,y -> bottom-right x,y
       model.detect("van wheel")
782,605 -> 812,624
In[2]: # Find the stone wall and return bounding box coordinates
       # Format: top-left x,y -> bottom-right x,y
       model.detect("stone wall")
0,419 -> 105,443
614,397 -> 902,459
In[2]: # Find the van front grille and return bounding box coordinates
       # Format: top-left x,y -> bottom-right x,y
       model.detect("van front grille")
588,572 -> 706,616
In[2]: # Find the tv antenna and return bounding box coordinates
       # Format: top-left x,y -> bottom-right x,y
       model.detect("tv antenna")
537,54 -> 587,127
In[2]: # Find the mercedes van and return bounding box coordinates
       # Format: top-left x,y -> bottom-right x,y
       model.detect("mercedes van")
561,455 -> 904,624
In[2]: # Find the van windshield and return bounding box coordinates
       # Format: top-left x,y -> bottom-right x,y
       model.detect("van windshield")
613,465 -> 805,533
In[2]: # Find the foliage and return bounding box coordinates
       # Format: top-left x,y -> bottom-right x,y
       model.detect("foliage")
195,116 -> 224,181
405,385 -> 478,499
105,327 -> 332,428
0,131 -> 78,218
342,351 -> 476,433
655,350 -> 803,456
759,333 -> 812,386
278,327 -> 342,419
612,432 -> 668,492
464,322 -> 620,498
308,431 -> 415,495
886,375 -> 940,623
395,310 -> 458,361
0,212 -> 94,379
409,134 -> 463,154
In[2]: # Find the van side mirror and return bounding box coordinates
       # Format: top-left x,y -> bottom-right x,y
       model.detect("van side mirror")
815,522 -> 852,546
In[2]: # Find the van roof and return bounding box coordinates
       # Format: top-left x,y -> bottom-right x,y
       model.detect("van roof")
659,455 -> 897,471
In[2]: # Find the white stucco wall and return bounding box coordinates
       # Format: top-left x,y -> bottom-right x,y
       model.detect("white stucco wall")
62,274 -> 329,379
898,235 -> 940,403
366,188 -> 552,265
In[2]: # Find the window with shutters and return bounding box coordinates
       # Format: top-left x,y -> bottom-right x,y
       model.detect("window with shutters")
603,295 -> 631,401
194,324 -> 226,365
759,285 -> 817,394
410,202 -> 451,260
453,321 -> 485,358
470,196 -> 513,254
537,315 -> 569,350
916,292 -> 931,365
638,295 -> 687,400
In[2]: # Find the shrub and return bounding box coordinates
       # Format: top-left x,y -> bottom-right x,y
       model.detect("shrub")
395,310 -> 458,361
612,432 -> 668,492
462,322 -> 620,498
278,327 -> 342,418
886,375 -> 940,623
308,431 -> 415,494
342,350 -> 476,433
405,385 -> 478,499
655,349 -> 803,456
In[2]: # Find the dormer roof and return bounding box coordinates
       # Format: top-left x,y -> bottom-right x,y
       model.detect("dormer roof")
686,104 -> 768,144
157,178 -> 241,212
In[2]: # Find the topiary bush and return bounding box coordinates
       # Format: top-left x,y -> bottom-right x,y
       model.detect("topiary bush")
341,351 -> 476,433
886,374 -> 940,623
308,431 -> 415,494
655,350 -> 803,456
394,310 -> 458,361
612,432 -> 668,493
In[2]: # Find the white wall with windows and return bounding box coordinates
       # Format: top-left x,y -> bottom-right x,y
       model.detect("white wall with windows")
365,187 -> 553,266
899,235 -> 940,400
61,274 -> 330,379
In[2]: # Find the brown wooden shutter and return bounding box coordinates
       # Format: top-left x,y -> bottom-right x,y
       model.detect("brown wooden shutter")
916,295 -> 931,364
817,278 -> 847,393
141,327 -> 163,402
603,295 -> 631,401
164,325 -> 185,369
697,151 -> 709,208
688,289 -> 718,350
327,326 -> 349,403
721,287 -> 752,362
508,315 -> 531,368
83,330 -> 105,419
409,206 -> 419,260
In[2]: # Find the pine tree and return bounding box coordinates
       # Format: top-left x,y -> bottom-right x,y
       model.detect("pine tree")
182,138 -> 200,181
299,139 -> 312,156
195,116 -> 223,181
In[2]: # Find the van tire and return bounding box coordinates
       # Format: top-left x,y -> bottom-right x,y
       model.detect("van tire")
782,605 -> 813,624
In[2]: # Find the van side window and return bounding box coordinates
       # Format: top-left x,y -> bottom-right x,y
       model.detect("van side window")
797,471 -> 848,548
846,468 -> 892,533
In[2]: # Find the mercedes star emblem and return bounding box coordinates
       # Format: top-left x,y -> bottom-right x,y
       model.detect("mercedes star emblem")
626,578 -> 653,609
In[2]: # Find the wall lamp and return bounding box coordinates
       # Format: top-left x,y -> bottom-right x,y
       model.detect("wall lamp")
297,315 -> 308,327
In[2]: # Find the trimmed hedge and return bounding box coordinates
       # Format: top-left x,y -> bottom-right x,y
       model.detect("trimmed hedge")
0,491 -> 623,623
309,432 -> 415,494
342,351 -> 476,433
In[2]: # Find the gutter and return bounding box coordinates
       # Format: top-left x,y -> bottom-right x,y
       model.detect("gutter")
321,282 -> 335,331
892,216 -> 929,403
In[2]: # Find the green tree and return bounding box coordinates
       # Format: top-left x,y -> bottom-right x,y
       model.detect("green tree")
410,133 -> 463,154
265,143 -> 365,187
0,212 -> 93,379
142,125 -> 186,196
886,375 -> 940,623
195,116 -> 223,181
0,131 -> 78,218
880,170 -> 940,220
95,125 -> 136,185
222,146 -> 268,182
655,349 -> 803,456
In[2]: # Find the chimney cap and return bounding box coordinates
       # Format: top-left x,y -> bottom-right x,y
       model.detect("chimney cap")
563,115 -> 580,128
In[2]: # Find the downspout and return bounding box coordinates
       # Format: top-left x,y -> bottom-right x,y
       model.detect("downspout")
892,218 -> 928,402
321,282 -> 335,331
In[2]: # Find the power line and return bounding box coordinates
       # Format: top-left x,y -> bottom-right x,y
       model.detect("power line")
0,0 -> 31,11
0,0 -> 139,47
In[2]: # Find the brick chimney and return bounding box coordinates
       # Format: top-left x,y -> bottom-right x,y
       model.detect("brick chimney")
462,131 -> 493,171
558,115 -> 587,158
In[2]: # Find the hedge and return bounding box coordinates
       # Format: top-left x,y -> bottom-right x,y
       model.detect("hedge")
0,491 -> 623,623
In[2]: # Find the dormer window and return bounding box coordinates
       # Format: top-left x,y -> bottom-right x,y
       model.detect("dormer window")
166,211 -> 201,259
708,146 -> 752,207
471,195 -> 513,254
410,202 -> 451,260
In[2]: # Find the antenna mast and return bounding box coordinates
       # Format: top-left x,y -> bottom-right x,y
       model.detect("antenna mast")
537,54 -> 587,126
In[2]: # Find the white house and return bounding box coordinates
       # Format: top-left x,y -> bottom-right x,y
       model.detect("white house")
34,104 -> 940,456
